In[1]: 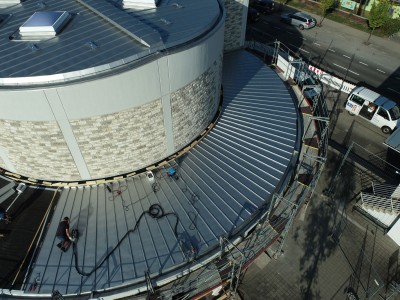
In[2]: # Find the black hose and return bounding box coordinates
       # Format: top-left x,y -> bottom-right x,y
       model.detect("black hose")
72,203 -> 179,277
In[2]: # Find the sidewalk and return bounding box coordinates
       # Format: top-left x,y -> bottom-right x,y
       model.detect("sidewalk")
238,148 -> 400,300
237,57 -> 400,300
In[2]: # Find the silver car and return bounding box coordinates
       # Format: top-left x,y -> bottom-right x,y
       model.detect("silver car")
280,12 -> 316,30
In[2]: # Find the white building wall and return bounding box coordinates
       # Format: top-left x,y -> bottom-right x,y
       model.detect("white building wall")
0,22 -> 225,181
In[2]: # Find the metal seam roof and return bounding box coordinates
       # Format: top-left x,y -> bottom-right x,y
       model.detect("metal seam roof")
25,50 -> 301,296
0,0 -> 221,83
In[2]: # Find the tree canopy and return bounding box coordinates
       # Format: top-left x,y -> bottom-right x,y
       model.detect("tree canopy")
368,0 -> 390,30
366,0 -> 390,42
319,0 -> 335,25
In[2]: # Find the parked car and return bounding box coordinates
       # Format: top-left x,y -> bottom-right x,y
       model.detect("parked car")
280,12 -> 316,30
247,7 -> 260,24
296,72 -> 322,99
345,86 -> 400,134
249,0 -> 275,14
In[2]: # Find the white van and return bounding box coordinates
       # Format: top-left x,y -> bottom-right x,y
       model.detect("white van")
345,86 -> 400,134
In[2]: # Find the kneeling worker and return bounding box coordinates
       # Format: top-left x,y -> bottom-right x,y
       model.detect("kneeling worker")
56,217 -> 73,251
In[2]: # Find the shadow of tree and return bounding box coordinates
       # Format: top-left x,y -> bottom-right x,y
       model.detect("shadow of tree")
293,147 -> 358,299
296,199 -> 337,299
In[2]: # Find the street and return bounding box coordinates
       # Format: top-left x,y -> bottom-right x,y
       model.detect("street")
247,7 -> 400,101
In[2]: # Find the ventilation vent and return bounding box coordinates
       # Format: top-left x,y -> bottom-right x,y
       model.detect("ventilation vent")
172,3 -> 184,8
122,0 -> 160,8
27,43 -> 40,52
86,40 -> 98,50
36,1 -> 46,9
159,18 -> 171,25
19,11 -> 71,37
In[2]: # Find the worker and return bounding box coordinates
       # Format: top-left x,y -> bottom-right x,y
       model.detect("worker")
367,102 -> 376,114
56,216 -> 73,251
0,205 -> 11,224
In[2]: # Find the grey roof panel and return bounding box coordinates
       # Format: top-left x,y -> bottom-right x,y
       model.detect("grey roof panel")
76,0 -> 162,47
0,0 -> 221,83
26,50 -> 300,296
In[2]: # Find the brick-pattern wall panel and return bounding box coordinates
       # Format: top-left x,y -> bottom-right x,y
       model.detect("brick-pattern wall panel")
224,0 -> 246,51
171,58 -> 221,151
71,100 -> 166,179
0,120 -> 79,180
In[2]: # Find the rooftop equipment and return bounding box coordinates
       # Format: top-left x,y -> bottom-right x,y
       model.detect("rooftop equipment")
19,11 -> 70,37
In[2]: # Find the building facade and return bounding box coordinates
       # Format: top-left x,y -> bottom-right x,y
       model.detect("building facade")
0,0 -> 232,181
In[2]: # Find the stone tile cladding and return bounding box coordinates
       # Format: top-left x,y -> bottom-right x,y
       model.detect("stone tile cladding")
223,0 -> 246,51
171,58 -> 222,151
0,119 -> 79,180
71,99 -> 166,179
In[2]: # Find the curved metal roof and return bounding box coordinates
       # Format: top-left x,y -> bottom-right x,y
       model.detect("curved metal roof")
25,50 -> 300,297
0,0 -> 221,85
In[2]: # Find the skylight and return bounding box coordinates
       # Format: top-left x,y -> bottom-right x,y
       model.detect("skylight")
0,0 -> 20,6
122,0 -> 160,8
19,11 -> 70,37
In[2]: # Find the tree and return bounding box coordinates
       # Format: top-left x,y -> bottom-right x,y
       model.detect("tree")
381,17 -> 400,37
367,0 -> 390,42
319,0 -> 335,26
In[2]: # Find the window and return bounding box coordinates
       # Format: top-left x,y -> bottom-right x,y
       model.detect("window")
389,106 -> 400,120
349,94 -> 365,106
377,108 -> 389,120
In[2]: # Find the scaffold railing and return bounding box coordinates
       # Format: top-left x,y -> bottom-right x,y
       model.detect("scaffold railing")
126,40 -> 332,299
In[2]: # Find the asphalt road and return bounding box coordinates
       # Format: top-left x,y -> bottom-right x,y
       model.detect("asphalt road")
325,89 -> 388,151
247,9 -> 400,101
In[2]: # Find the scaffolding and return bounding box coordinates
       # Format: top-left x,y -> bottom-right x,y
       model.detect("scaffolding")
1,41 -> 330,300
152,40 -> 332,296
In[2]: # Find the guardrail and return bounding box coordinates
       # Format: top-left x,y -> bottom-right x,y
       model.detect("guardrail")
244,40 -> 356,94
360,191 -> 400,214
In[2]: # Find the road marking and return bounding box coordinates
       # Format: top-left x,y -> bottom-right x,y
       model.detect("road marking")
333,63 -> 359,75
348,70 -> 359,76
388,88 -> 400,95
342,54 -> 351,59
376,69 -> 386,74
299,48 -> 310,53
333,63 -> 346,70
286,31 -> 293,34
262,21 -> 269,25
313,42 -> 320,46
396,77 -> 400,80
328,49 -> 335,52
359,61 -> 368,66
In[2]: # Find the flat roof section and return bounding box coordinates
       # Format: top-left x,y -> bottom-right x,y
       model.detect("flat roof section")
0,185 -> 59,289
23,50 -> 300,297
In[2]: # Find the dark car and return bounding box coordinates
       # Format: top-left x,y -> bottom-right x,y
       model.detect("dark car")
280,12 -> 316,30
249,0 -> 275,14
247,7 -> 260,24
